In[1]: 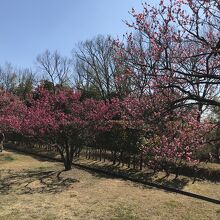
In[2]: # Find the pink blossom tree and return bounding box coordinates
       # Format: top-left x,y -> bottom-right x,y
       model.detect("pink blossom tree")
0,89 -> 26,151
114,0 -> 220,120
21,86 -> 85,170
0,89 -> 26,135
109,0 -> 218,173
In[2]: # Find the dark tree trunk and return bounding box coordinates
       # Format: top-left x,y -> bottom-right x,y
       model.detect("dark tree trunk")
99,148 -> 102,161
95,149 -> 98,160
86,147 -> 88,159
0,133 -> 5,152
64,144 -> 72,171
92,149 -> 95,160
133,155 -> 136,169
175,166 -> 179,179
128,153 -> 131,168
104,149 -> 106,162
215,146 -> 220,162
118,151 -> 123,166
57,140 -> 74,171
88,148 -> 91,159
64,159 -> 72,171
140,152 -> 143,170
113,151 -> 117,165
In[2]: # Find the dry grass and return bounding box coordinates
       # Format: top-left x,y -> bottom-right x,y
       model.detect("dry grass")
0,150 -> 220,220
75,158 -> 220,200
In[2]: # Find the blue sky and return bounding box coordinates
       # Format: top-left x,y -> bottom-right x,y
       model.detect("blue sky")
0,0 -> 154,69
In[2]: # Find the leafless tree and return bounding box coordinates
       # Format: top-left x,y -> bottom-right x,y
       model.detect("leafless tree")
16,68 -> 37,99
36,50 -> 73,89
74,35 -> 131,100
0,63 -> 37,98
0,63 -> 17,92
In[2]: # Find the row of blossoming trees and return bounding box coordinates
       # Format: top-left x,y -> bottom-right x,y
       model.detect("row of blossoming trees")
0,84 -> 213,171
1,0 -> 219,171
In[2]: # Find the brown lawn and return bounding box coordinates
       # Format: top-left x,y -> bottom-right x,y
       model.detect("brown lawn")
0,150 -> 220,220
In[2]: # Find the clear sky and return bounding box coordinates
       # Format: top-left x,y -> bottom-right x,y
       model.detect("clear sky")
0,0 -> 154,69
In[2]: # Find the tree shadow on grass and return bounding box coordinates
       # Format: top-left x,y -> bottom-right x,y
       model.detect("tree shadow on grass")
3,148 -> 193,191
0,168 -> 79,195
153,176 -> 190,189
74,162 -> 192,190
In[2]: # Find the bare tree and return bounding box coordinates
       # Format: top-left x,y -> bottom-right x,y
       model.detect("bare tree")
16,68 -> 37,99
74,35 -> 130,100
0,63 -> 37,99
0,63 -> 17,92
36,50 -> 73,89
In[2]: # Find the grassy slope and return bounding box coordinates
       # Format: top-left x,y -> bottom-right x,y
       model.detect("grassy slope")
0,151 -> 220,220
